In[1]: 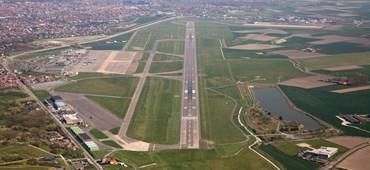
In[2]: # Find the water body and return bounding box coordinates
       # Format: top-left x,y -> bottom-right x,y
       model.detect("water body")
251,87 -> 321,130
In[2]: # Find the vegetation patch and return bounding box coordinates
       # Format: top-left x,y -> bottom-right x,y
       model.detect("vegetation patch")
86,95 -> 130,118
127,78 -> 181,144
149,61 -> 183,73
102,140 -> 122,149
300,52 -> 370,71
89,128 -> 108,139
85,32 -> 133,50
111,143 -> 275,169
56,77 -> 138,97
259,144 -> 318,170
157,40 -> 185,55
223,48 -> 287,59
228,59 -> 308,84
314,42 -> 370,54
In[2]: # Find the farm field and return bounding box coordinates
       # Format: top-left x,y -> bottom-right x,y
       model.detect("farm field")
280,85 -> 370,136
149,61 -> 183,73
86,95 -> 130,118
127,77 -> 181,144
228,59 -> 308,84
314,65 -> 370,78
55,77 -> 138,97
157,40 -> 185,55
299,52 -> 370,71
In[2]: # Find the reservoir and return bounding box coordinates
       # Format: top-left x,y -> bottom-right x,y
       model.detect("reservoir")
251,87 -> 321,130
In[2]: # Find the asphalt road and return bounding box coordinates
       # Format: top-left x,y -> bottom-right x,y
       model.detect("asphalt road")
180,21 -> 200,149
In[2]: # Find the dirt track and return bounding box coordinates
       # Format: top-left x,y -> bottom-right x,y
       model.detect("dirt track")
326,136 -> 370,148
331,85 -> 370,93
228,44 -> 282,50
279,76 -> 333,89
323,65 -> 363,71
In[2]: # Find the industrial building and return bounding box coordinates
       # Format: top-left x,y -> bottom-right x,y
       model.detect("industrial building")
69,126 -> 99,151
299,146 -> 338,162
62,113 -> 83,125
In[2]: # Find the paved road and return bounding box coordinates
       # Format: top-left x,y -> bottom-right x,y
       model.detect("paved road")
180,21 -> 200,149
118,40 -> 159,138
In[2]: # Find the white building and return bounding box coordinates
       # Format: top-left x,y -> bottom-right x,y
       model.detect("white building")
303,147 -> 338,159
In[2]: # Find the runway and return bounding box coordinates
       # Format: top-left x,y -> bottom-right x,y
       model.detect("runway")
180,21 -> 200,149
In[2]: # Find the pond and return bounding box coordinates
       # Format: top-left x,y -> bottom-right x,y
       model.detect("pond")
251,87 -> 321,130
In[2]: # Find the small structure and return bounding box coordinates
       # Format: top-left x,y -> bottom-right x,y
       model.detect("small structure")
70,126 -> 84,135
84,141 -> 99,151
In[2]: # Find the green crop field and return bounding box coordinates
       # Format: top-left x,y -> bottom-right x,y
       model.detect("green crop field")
89,128 -> 108,139
86,95 -> 130,118
110,142 -> 275,170
314,42 -> 370,54
157,40 -> 185,55
259,144 -> 318,170
85,32 -> 133,50
56,77 -> 138,97
300,52 -> 370,71
149,61 -> 183,73
228,59 -> 308,84
280,85 -> 370,137
127,78 -> 181,144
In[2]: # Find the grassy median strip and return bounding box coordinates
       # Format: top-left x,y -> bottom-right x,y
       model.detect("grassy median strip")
89,128 -> 108,140
102,140 -> 122,149
127,77 -> 181,144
